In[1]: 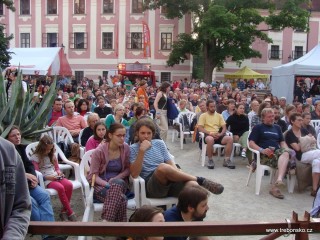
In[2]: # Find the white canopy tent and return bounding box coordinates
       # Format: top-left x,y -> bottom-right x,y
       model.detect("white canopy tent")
7,47 -> 72,76
271,44 -> 320,104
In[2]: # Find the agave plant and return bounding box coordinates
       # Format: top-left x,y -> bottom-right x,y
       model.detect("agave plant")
0,70 -> 56,141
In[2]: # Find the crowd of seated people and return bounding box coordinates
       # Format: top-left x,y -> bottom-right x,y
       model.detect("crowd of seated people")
6,74 -> 320,239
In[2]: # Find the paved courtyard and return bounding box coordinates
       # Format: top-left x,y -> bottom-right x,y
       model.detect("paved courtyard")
166,130 -> 319,239
27,129 -> 320,239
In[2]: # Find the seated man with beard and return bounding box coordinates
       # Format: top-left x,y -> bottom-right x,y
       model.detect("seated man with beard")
164,185 -> 210,240
272,105 -> 288,133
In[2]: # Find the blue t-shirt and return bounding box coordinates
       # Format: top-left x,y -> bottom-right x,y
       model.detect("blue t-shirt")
221,110 -> 231,121
129,139 -> 171,179
164,206 -> 187,240
249,123 -> 283,150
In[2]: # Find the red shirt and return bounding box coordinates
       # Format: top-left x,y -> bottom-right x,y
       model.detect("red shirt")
48,111 -> 63,126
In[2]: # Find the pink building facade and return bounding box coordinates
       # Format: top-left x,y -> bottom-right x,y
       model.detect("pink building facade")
215,4 -> 320,82
0,0 -> 192,82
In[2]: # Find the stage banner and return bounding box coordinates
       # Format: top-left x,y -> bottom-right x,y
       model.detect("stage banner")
142,21 -> 151,58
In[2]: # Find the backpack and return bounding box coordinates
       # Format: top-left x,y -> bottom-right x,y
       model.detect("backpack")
179,114 -> 197,132
190,115 -> 197,132
180,114 -> 190,132
57,141 -> 71,161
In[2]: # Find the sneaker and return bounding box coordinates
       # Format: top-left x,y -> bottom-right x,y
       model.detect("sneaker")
201,178 -> 224,194
68,213 -> 77,222
223,159 -> 235,169
241,150 -> 246,158
59,212 -> 68,222
207,159 -> 215,169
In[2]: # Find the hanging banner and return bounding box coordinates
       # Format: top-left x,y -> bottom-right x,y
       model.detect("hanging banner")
142,21 -> 151,58
115,24 -> 119,57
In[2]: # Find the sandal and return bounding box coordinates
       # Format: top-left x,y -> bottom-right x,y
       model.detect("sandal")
311,190 -> 317,197
269,188 -> 284,199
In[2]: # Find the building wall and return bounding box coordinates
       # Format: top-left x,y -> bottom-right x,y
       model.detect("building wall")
0,0 -> 192,82
215,9 -> 320,82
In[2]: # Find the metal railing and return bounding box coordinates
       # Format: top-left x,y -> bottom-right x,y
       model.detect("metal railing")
28,212 -> 320,240
268,50 -> 283,60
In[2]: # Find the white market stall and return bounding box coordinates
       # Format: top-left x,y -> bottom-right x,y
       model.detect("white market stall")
8,47 -> 72,76
271,44 -> 320,104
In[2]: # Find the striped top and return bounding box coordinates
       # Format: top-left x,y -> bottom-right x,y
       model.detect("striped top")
129,139 -> 171,179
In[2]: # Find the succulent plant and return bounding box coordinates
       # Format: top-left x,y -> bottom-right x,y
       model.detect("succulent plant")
0,70 -> 56,141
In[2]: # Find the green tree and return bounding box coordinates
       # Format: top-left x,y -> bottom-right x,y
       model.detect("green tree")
0,0 -> 15,69
146,0 -> 310,83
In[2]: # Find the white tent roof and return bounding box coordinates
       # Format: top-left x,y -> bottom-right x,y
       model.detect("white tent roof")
272,44 -> 320,76
271,44 -> 320,103
8,47 -> 62,75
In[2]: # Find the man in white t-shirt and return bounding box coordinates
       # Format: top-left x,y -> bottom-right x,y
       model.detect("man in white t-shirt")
256,79 -> 265,89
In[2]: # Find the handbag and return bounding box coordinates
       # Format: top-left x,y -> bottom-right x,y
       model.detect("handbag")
167,97 -> 179,120
299,135 -> 317,153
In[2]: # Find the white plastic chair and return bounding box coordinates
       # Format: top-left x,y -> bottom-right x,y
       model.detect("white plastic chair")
26,142 -> 85,206
43,126 -> 85,159
317,132 -> 320,149
79,150 -> 137,226
198,132 -> 237,167
136,175 -> 177,209
310,120 -> 320,130
246,132 -> 296,195
42,126 -> 74,146
130,139 -> 177,209
26,141 -> 73,174
172,112 -> 196,149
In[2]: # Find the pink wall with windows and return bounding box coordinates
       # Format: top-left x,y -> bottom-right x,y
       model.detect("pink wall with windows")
216,10 -> 320,82
2,0 -> 192,82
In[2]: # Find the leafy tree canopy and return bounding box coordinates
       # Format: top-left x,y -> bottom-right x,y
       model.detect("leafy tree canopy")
146,0 -> 310,82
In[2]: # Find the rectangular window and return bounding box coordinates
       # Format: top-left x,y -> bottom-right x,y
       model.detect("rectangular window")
103,0 -> 113,14
161,72 -> 171,82
42,33 -> 58,47
132,0 -> 143,14
0,4 -> 4,16
127,32 -> 142,49
75,71 -> 84,82
161,33 -> 172,50
20,33 -> 30,48
102,32 -> 113,49
20,0 -> 30,15
70,32 -> 87,49
74,0 -> 85,14
102,71 -> 108,80
47,0 -> 57,14
294,46 -> 304,59
270,45 -> 280,59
